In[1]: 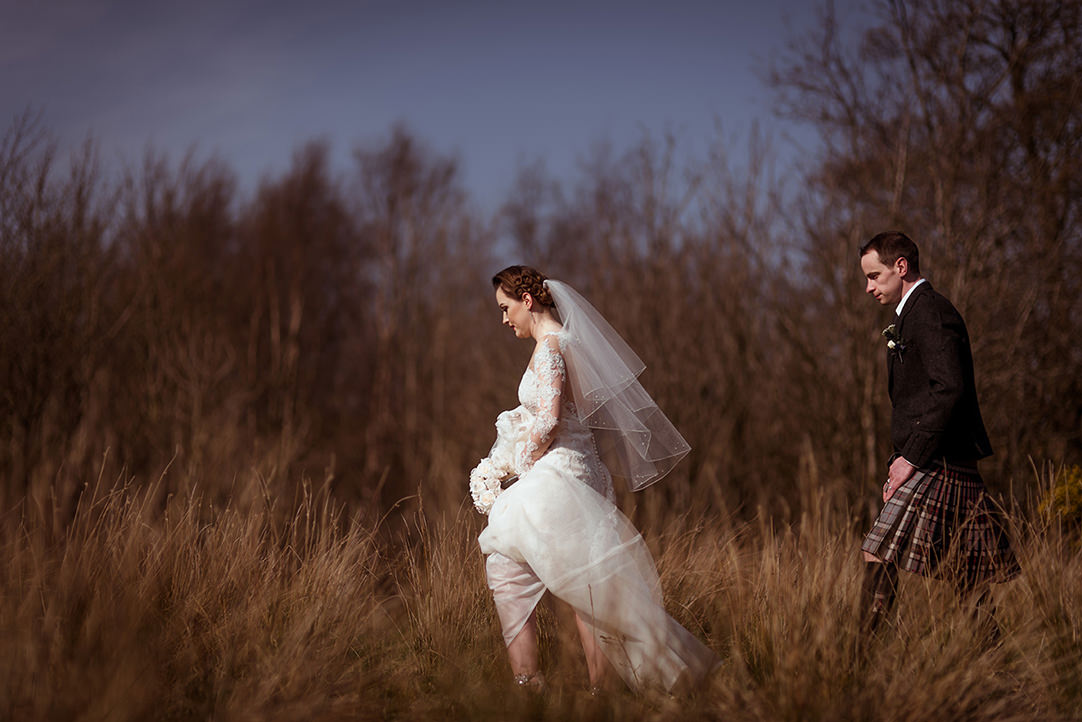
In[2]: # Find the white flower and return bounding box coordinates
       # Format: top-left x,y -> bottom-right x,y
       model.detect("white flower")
882,323 -> 904,354
470,407 -> 530,515
469,457 -> 504,515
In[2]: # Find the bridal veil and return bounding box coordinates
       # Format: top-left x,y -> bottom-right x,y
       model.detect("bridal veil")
544,279 -> 690,491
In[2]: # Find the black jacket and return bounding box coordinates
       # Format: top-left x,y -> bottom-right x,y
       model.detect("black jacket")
888,282 -> 992,468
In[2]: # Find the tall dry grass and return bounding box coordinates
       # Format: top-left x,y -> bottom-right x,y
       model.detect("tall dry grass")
3,463 -> 1079,721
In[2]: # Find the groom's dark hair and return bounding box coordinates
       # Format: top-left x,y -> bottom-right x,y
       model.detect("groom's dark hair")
859,231 -> 920,275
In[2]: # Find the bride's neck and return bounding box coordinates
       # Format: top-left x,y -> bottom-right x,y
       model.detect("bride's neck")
530,312 -> 562,341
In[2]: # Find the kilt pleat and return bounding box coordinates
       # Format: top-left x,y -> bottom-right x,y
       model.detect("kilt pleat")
861,464 -> 1020,584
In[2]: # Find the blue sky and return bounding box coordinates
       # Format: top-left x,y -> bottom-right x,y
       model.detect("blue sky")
2,0 -> 856,211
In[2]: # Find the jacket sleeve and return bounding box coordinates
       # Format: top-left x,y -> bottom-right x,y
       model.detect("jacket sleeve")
899,300 -> 967,467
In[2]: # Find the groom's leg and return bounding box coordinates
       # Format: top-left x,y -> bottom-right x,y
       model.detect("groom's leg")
955,575 -> 1002,646
859,558 -> 899,637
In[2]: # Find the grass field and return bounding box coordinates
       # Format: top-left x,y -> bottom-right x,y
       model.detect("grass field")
2,468 -> 1080,721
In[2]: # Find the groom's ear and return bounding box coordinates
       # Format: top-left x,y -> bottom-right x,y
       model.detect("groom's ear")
894,256 -> 909,277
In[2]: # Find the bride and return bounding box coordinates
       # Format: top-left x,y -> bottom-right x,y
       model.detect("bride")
471,265 -> 718,694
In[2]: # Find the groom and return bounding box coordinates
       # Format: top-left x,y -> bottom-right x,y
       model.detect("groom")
857,231 -> 1017,635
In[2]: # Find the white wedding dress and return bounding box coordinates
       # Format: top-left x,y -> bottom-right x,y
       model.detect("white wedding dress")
477,331 -> 718,693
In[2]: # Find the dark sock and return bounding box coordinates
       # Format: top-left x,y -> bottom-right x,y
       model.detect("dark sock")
860,561 -> 898,636
957,582 -> 1001,645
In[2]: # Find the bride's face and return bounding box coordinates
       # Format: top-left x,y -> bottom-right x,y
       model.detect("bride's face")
496,287 -> 531,339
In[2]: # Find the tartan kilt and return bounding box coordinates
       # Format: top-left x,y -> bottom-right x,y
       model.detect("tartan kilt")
861,463 -> 1020,585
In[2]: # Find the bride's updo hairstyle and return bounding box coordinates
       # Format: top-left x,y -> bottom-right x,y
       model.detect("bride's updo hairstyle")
492,265 -> 555,307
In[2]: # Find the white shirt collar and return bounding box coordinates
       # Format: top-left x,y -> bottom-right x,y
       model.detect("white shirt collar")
895,278 -> 926,316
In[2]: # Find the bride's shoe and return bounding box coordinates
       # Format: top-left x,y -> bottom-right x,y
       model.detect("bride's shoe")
514,672 -> 545,692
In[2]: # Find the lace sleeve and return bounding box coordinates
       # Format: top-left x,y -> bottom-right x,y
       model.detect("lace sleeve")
487,406 -> 526,478
518,334 -> 565,473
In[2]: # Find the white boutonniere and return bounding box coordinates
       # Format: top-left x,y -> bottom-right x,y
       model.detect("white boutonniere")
882,324 -> 905,354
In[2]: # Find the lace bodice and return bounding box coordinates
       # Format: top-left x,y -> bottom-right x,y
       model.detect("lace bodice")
516,332 -> 613,498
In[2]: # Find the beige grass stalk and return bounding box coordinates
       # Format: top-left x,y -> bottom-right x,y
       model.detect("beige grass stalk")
2,469 -> 1080,721
1,474 -> 390,721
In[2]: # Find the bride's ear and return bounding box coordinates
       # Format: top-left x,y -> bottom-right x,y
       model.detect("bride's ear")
521,292 -> 534,310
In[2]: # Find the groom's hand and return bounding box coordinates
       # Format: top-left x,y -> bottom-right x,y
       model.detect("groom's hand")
883,456 -> 916,502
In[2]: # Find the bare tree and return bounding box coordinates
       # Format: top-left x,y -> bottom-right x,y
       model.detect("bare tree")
770,0 -> 1082,487
0,115 -> 120,512
348,126 -> 500,510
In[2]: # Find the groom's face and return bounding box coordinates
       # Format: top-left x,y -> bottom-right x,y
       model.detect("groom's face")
861,250 -> 904,306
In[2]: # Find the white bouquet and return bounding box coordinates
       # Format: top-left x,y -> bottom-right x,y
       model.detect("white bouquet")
469,457 -> 504,515
469,406 -> 530,515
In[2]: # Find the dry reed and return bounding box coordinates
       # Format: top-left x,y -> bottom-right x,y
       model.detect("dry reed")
2,464 -> 1078,721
